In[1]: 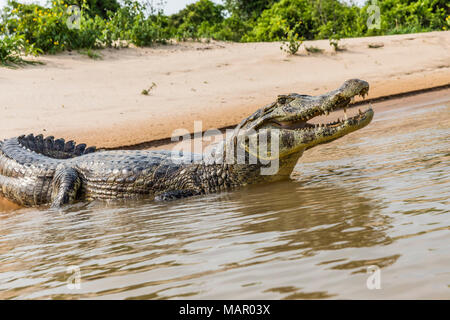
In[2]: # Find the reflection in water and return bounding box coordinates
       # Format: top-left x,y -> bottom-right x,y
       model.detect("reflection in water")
233,182 -> 392,256
0,91 -> 449,299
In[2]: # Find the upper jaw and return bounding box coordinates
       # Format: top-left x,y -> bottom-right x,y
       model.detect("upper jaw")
273,79 -> 370,127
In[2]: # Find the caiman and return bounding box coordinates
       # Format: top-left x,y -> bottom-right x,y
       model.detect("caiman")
0,79 -> 373,208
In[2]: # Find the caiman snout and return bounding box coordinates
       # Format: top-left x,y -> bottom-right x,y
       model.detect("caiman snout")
338,79 -> 370,99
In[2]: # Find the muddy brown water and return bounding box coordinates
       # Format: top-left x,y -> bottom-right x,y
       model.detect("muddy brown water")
0,90 -> 449,299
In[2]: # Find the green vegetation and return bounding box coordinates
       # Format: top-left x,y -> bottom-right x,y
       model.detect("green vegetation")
329,34 -> 345,52
224,0 -> 278,20
78,48 -> 101,59
280,27 -> 304,55
0,0 -> 448,67
305,45 -> 323,53
141,82 -> 157,95
361,0 -> 449,36
0,0 -> 170,65
169,0 -> 224,40
0,34 -> 42,67
70,0 -> 120,19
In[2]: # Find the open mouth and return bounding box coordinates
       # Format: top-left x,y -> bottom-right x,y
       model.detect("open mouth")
271,87 -> 373,133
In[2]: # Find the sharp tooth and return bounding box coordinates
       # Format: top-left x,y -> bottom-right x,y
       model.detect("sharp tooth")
358,109 -> 362,115
350,97 -> 354,103
325,110 -> 329,116
344,107 -> 348,120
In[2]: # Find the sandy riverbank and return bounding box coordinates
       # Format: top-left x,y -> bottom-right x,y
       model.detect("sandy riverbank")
0,31 -> 449,148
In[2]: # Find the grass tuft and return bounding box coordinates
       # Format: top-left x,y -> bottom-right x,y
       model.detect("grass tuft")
78,49 -> 102,60
141,82 -> 157,95
305,46 -> 324,54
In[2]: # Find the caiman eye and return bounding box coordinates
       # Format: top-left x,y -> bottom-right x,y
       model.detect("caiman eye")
277,95 -> 294,105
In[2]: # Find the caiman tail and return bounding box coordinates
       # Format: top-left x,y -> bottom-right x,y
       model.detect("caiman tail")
0,134 -> 96,206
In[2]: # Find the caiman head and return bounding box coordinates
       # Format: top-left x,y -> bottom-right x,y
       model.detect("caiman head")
226,79 -> 374,179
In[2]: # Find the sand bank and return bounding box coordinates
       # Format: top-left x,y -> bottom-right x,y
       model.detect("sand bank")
0,31 -> 449,148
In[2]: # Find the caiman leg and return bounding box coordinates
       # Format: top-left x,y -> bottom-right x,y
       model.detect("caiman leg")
51,167 -> 81,208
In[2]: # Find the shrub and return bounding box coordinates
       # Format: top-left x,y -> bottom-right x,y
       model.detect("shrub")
2,1 -> 104,53
1,0 -> 171,53
243,0 -> 317,42
69,0 -> 120,19
110,1 -> 170,46
329,38 -> 339,51
280,27 -> 303,55
169,0 -> 224,40
312,0 -> 361,39
1,0 -> 448,62
328,33 -> 343,52
212,15 -> 253,41
0,34 -> 42,67
359,0 -> 449,36
224,0 -> 279,21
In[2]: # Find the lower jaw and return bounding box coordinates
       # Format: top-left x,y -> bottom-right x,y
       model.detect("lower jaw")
304,109 -> 374,149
